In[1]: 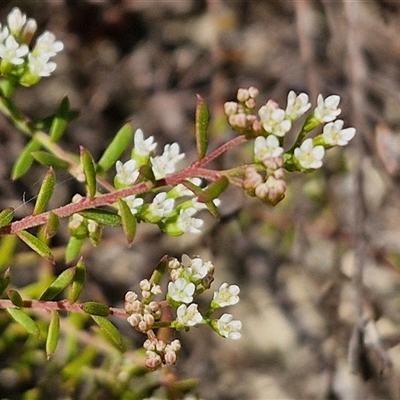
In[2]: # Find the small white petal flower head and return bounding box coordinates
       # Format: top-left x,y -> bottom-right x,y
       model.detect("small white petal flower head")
167,277 -> 195,304
0,24 -> 9,44
133,128 -> 157,157
216,313 -> 242,340
322,120 -> 356,146
148,192 -> 175,219
254,135 -> 284,162
285,91 -> 311,120
0,35 -> 28,65
314,94 -> 341,123
176,207 -> 203,234
181,254 -> 209,281
123,195 -> 144,215
7,8 -> 26,36
33,31 -> 64,58
258,100 -> 292,137
294,138 -> 325,169
28,53 -> 56,77
213,283 -> 240,308
115,159 -> 139,187
176,303 -> 203,327
151,143 -> 185,180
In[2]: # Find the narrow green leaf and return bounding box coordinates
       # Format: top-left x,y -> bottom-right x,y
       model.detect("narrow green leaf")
33,168 -> 56,215
97,122 -> 134,173
82,301 -> 110,317
204,201 -> 220,219
117,199 -> 136,246
31,151 -> 69,170
0,236 -> 17,271
91,315 -> 124,349
17,230 -> 54,263
39,267 -> 76,301
46,310 -> 60,359
65,236 -> 84,263
195,95 -> 209,160
202,176 -> 229,201
79,209 -> 121,227
69,258 -> 86,303
44,211 -> 59,239
0,268 -> 10,296
12,139 -> 41,179
49,96 -> 77,142
7,308 -> 40,336
0,208 -> 14,228
80,146 -> 97,199
7,289 -> 23,307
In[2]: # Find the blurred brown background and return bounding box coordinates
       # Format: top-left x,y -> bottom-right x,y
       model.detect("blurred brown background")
2,0 -> 400,399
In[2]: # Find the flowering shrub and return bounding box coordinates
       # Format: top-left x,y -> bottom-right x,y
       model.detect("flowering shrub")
0,7 -> 355,399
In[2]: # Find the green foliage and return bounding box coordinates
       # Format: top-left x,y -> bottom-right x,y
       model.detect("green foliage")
195,94 -> 209,160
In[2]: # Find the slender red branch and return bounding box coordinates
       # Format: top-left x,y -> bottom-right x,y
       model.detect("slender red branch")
0,298 -> 128,318
0,134 -> 248,236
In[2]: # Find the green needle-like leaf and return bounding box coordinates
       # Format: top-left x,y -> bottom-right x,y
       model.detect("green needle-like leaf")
7,308 -> 40,337
195,94 -> 209,160
44,211 -> 59,239
0,208 -> 14,228
91,315 -> 124,349
80,146 -> 97,199
31,151 -> 69,170
65,236 -> 84,263
79,209 -> 121,226
117,199 -> 136,246
82,301 -> 110,317
46,310 -> 60,359
39,266 -> 76,300
33,168 -> 56,215
69,257 -> 86,303
97,122 -> 134,173
17,230 -> 54,263
7,289 -> 23,307
49,96 -> 78,142
12,138 -> 41,179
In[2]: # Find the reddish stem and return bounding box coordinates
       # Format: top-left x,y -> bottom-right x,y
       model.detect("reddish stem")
0,298 -> 128,318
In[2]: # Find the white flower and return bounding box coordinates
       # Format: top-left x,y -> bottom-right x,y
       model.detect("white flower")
212,283 -> 240,308
322,119 -> 356,146
7,8 -> 26,36
181,254 -> 210,281
167,277 -> 195,304
215,313 -> 242,340
133,129 -> 157,157
285,91 -> 311,120
254,135 -> 284,162
123,195 -> 144,215
176,303 -> 203,327
176,207 -> 203,234
0,24 -> 9,44
33,31 -> 63,58
258,100 -> 292,137
294,138 -> 325,169
148,192 -> 175,219
314,94 -> 341,123
151,143 -> 185,180
0,35 -> 28,65
28,53 -> 56,77
115,159 -> 139,187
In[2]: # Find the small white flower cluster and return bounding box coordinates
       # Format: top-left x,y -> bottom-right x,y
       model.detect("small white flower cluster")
124,254 -> 242,369
0,8 -> 63,86
115,129 -> 214,235
224,87 -> 356,205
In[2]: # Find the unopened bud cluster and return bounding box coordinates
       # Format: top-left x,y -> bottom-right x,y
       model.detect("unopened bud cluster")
0,7 -> 63,87
124,254 -> 242,369
224,87 -> 356,206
